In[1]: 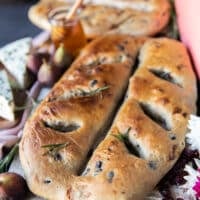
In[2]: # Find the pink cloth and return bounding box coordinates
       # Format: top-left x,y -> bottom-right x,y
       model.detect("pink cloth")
175,0 -> 200,79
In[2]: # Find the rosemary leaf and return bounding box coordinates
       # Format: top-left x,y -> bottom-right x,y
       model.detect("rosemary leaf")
41,143 -> 68,149
41,142 -> 68,157
112,128 -> 140,156
0,143 -> 19,173
92,86 -> 110,95
72,85 -> 110,98
74,85 -> 110,99
112,127 -> 131,143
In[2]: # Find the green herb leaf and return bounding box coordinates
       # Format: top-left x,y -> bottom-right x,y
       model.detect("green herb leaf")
0,143 -> 19,173
41,142 -> 68,158
112,128 -> 140,157
112,127 -> 131,143
76,85 -> 110,98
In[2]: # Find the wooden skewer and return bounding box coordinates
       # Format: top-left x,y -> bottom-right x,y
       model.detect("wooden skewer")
66,0 -> 83,20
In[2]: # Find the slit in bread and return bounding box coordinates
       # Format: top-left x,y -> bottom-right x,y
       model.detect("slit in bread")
149,68 -> 182,87
20,36 -> 197,200
140,102 -> 172,131
43,120 -> 81,133
111,127 -> 142,158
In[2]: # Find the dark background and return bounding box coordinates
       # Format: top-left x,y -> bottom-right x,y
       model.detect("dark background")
0,0 -> 40,46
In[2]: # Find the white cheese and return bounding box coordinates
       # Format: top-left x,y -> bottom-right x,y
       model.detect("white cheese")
0,38 -> 32,89
0,70 -> 15,121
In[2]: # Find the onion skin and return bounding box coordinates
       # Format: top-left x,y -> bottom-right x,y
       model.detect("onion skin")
53,44 -> 72,69
0,172 -> 28,200
37,61 -> 60,86
0,81 -> 41,158
0,81 -> 41,135
27,52 -> 50,74
175,0 -> 200,79
32,31 -> 50,48
0,119 -> 18,130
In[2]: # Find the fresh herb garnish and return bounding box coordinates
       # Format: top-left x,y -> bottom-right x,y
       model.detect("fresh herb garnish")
112,128 -> 140,157
0,143 -> 19,173
41,142 -> 68,158
112,127 -> 131,143
73,85 -> 110,99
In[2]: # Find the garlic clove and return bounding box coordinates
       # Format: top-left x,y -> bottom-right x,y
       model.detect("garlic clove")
37,60 -> 59,86
53,43 -> 72,69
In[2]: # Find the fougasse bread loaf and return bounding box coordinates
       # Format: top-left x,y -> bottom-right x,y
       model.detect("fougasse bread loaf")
28,0 -> 170,38
19,36 -> 197,200
19,35 -> 145,199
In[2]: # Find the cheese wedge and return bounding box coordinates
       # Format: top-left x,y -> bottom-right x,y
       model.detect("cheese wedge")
0,70 -> 15,121
0,38 -> 32,89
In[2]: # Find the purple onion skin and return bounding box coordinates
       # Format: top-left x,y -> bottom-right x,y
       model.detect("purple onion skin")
27,53 -> 50,74
157,147 -> 199,199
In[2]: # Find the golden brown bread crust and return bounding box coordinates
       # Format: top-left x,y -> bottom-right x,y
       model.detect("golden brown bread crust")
28,0 -> 170,38
19,35 -> 144,199
68,38 -> 197,200
28,0 -> 68,31
19,36 -> 197,200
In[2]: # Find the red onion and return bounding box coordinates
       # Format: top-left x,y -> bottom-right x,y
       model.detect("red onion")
0,81 -> 42,158
0,135 -> 19,147
32,31 -> 50,48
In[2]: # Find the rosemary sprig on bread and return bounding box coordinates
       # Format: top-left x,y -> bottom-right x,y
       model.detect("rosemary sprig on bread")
76,85 -> 109,98
111,127 -> 131,143
41,143 -> 68,160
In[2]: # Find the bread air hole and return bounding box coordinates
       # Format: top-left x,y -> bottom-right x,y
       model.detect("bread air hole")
149,69 -> 182,87
43,178 -> 51,184
140,103 -> 171,131
43,120 -> 80,133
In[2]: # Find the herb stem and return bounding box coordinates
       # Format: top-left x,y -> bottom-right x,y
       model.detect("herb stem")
0,143 -> 19,173
79,85 -> 109,96
41,142 -> 68,158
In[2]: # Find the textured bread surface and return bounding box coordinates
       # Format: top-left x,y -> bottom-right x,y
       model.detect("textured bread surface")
28,0 -> 170,38
20,35 -> 144,199
20,36 -> 197,200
